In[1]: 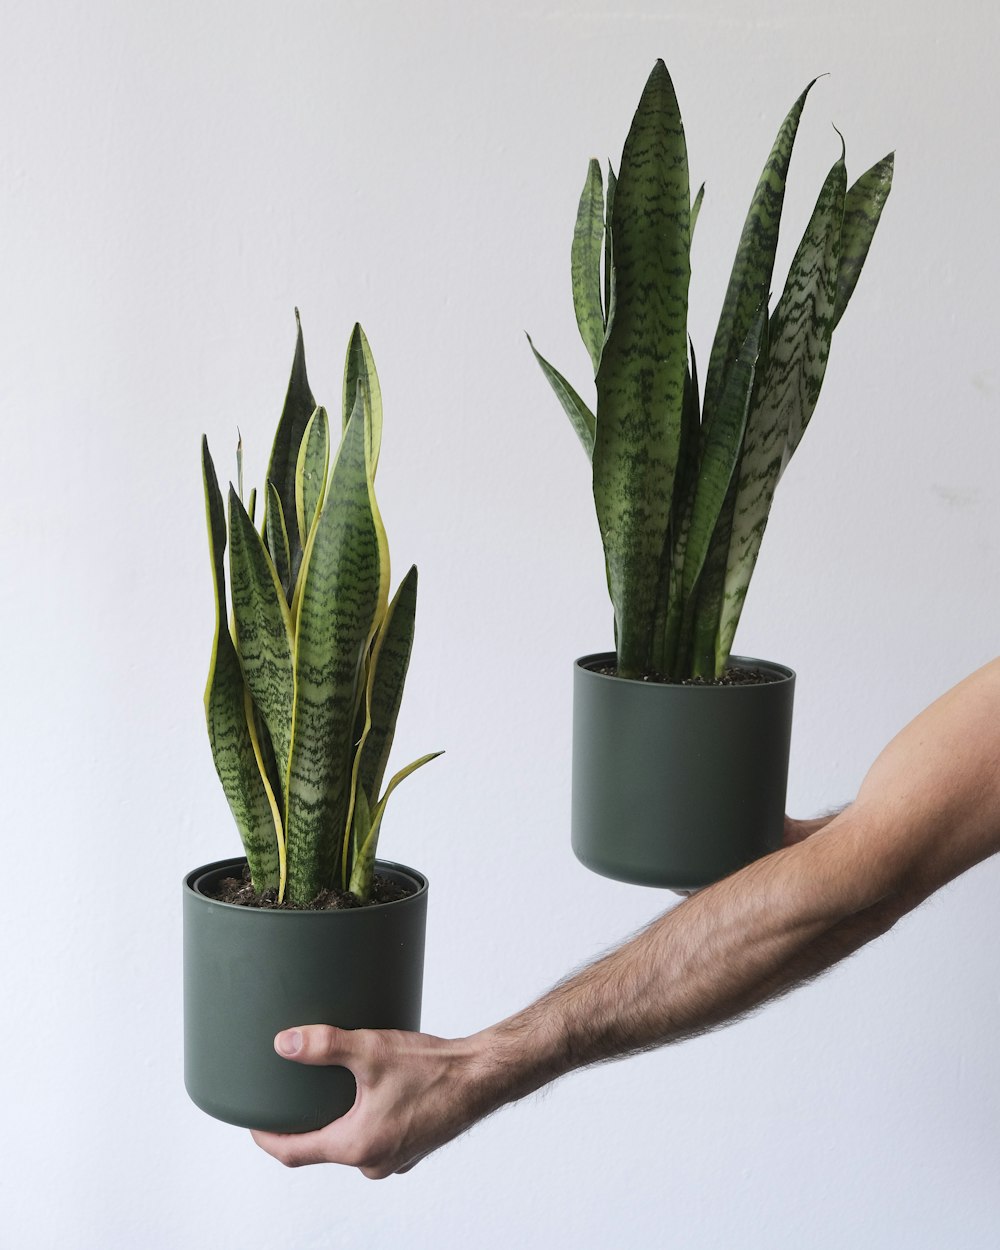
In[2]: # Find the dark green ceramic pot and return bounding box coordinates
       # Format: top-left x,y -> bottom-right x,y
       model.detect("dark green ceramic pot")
183,857 -> 427,1134
572,653 -> 795,890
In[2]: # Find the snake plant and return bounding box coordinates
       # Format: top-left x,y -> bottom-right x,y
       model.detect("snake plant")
530,60 -> 893,680
201,315 -> 440,905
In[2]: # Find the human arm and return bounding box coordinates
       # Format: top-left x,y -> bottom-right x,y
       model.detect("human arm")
252,657 -> 1000,1176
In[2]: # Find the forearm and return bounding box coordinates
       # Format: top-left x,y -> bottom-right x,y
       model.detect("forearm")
469,811 -> 912,1111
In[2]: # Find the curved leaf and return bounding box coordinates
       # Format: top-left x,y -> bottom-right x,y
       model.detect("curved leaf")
348,751 -> 443,901
833,152 -> 893,331
358,564 -> 419,805
572,158 -> 606,374
201,437 -> 280,892
702,80 -> 816,426
526,334 -> 595,457
717,148 -> 847,667
228,485 -> 295,791
594,59 -> 690,677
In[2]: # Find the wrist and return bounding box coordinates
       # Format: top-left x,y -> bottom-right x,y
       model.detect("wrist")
463,1009 -> 574,1116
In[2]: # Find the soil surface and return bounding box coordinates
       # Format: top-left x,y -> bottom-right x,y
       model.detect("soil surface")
206,864 -> 415,910
590,662 -> 781,687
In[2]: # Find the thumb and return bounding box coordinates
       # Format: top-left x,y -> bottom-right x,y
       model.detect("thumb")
274,1024 -> 358,1068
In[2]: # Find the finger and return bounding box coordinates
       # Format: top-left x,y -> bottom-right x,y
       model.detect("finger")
251,1115 -> 369,1169
274,1024 -> 360,1068
250,1127 -> 340,1168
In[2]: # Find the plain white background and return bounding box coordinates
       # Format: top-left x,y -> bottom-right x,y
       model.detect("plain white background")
3,1 -> 1000,1246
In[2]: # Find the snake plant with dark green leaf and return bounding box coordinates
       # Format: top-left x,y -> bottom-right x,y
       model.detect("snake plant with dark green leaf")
202,314 -> 440,905
531,60 -> 893,680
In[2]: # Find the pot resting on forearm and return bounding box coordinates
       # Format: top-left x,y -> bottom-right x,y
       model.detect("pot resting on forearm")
251,658 -> 1000,1177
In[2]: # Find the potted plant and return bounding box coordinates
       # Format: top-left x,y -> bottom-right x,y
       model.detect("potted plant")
529,60 -> 892,890
184,313 -> 441,1133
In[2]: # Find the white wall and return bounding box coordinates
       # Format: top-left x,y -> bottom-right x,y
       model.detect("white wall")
4,1 -> 999,1246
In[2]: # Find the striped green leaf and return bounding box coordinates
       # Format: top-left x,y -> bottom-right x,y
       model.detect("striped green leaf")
349,751 -> 443,901
201,437 -> 281,892
603,163 -> 617,327
343,322 -> 383,474
265,481 -> 292,602
526,334 -> 596,457
594,58 -> 690,677
690,181 -> 705,241
681,304 -> 766,606
652,344 -> 701,674
833,152 -> 893,331
264,310 -> 316,580
284,406 -> 383,903
357,564 -> 419,804
572,158 -> 606,374
228,485 -> 295,793
717,148 -> 847,667
702,80 -> 815,427
294,405 -> 330,547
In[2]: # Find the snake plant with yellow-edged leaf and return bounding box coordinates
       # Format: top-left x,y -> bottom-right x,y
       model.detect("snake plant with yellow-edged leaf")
530,60 -> 892,680
202,314 -> 441,905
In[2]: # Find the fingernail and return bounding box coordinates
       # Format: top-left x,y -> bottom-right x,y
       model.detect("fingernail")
276,1029 -> 302,1056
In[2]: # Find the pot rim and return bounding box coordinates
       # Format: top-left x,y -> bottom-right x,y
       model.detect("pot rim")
183,856 -> 428,914
575,651 -> 795,688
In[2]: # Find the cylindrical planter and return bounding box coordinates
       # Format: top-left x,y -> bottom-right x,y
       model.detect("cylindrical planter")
572,653 -> 795,890
184,857 -> 427,1134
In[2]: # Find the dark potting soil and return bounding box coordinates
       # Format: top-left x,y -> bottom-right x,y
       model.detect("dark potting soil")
590,662 -> 781,687
206,864 -> 415,911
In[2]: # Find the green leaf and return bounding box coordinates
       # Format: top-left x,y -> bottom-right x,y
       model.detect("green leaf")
716,147 -> 847,667
294,405 -> 331,547
201,437 -> 281,892
348,787 -> 372,897
681,304 -> 766,605
690,181 -> 705,241
832,152 -> 893,331
284,405 -> 383,904
343,322 -> 383,474
702,80 -> 816,427
349,752 -> 443,901
228,485 -> 296,793
526,334 -> 596,458
603,163 -> 617,327
358,565 -> 419,804
593,59 -> 691,677
572,158 -> 607,374
265,481 -> 292,602
264,310 -> 316,579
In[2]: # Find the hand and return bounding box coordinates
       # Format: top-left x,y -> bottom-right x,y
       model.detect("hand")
250,1025 -> 487,1178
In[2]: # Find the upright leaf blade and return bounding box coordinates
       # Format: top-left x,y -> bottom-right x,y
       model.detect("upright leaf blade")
832,152 -> 893,330
349,751 -> 443,900
201,437 -> 280,892
594,59 -> 690,676
702,80 -> 815,426
294,405 -> 331,547
343,323 -> 383,474
264,310 -> 316,577
717,149 -> 847,666
265,481 -> 292,603
284,407 -> 382,903
681,304 -> 766,605
603,163 -> 617,326
228,486 -> 296,792
572,159 -> 607,374
690,181 -> 705,241
357,565 -> 419,805
526,334 -> 596,458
